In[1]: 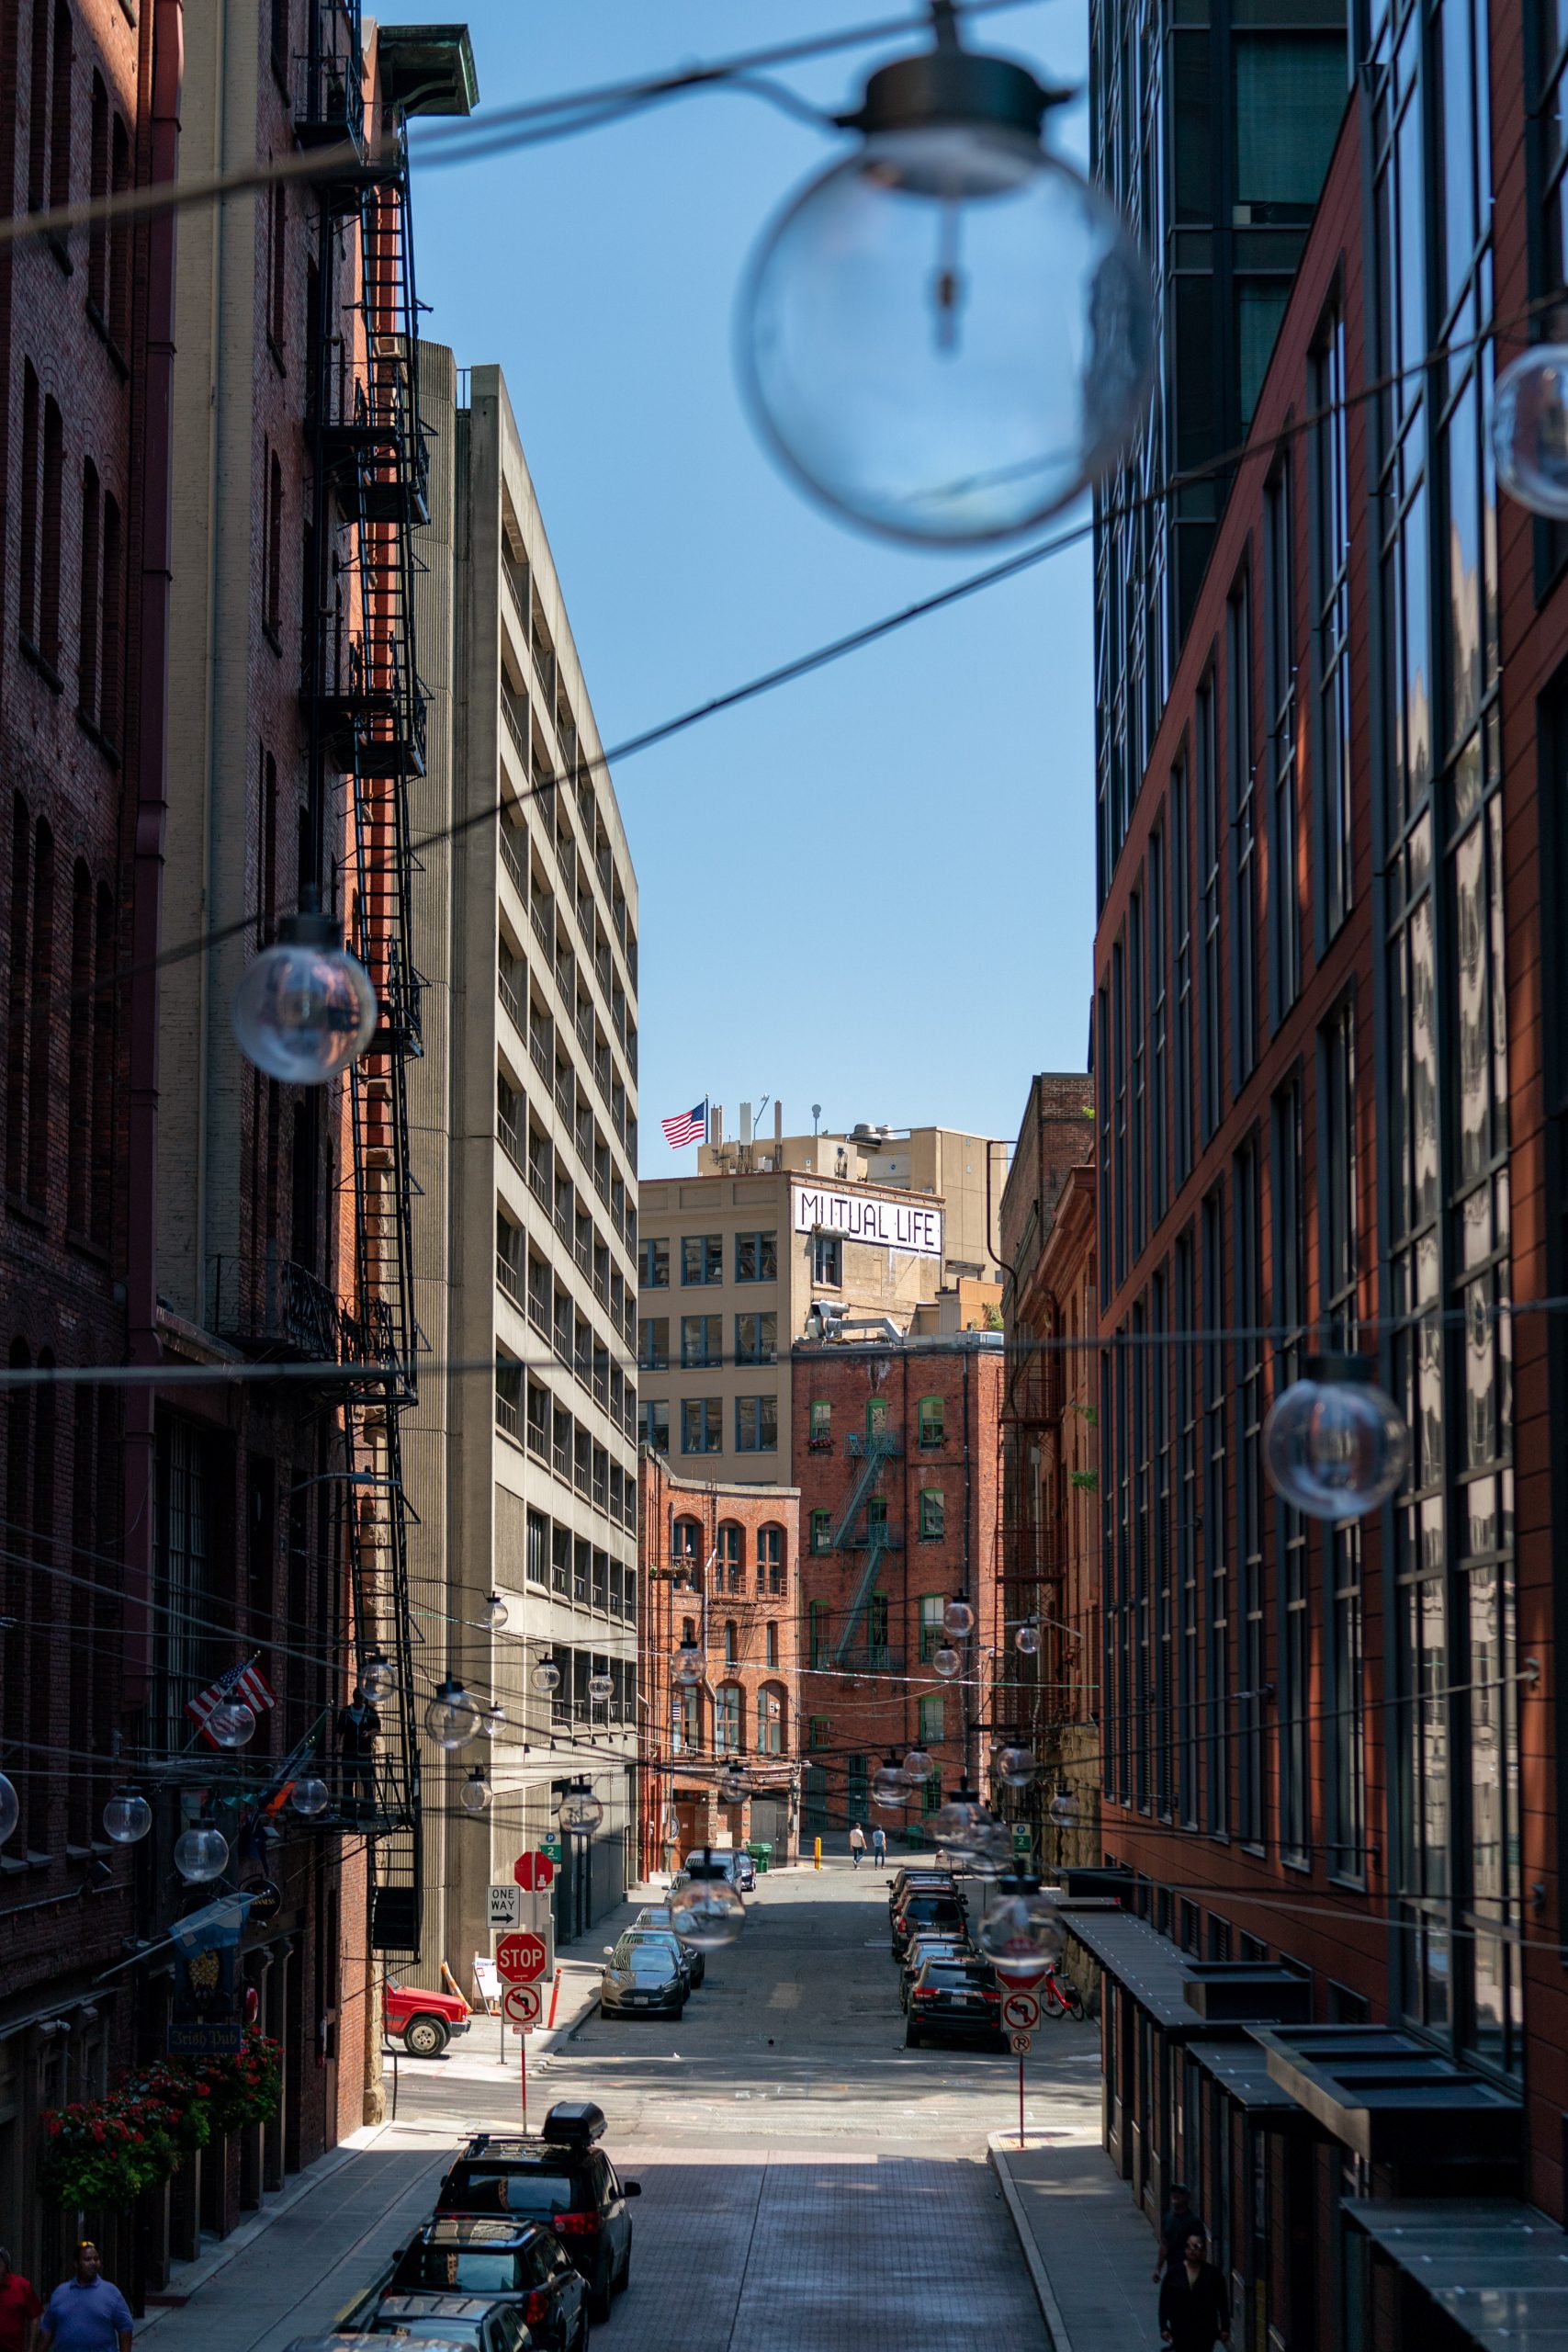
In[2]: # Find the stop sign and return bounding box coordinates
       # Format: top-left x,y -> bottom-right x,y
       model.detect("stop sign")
513,1850 -> 555,1892
495,1930 -> 548,1984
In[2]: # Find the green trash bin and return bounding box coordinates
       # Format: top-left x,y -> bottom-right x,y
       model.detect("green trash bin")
746,1841 -> 773,1874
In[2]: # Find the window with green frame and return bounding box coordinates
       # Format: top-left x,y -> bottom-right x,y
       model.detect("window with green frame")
867,1494 -> 888,1540
846,1754 -> 869,1818
809,1509 -> 832,1555
807,1600 -> 829,1668
920,1773 -> 943,1816
918,1488 -> 945,1540
808,1398 -> 832,1448
917,1395 -> 945,1449
808,1716 -> 829,1749
918,1594 -> 944,1661
918,1693 -> 945,1744
867,1592 -> 889,1649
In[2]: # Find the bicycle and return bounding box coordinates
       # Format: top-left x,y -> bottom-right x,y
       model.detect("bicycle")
1039,1964 -> 1086,2020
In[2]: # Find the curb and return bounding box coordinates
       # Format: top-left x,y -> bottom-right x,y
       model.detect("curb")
989,2138 -> 1073,2352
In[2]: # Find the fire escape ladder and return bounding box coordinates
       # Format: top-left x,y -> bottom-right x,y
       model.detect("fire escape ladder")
830,1428 -> 899,1550
831,1537 -> 892,1668
829,1429 -> 901,1663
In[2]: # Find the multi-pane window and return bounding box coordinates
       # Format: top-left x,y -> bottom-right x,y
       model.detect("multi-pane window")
811,1233 -> 842,1286
808,1600 -> 829,1668
758,1523 -> 786,1594
681,1397 -> 721,1454
1229,572 -> 1258,1090
735,1311 -> 777,1364
918,1489 -> 945,1541
1174,1229 -> 1199,1827
525,1509 -> 547,1587
641,1236 -> 669,1287
1112,939 -> 1128,1287
680,1314 -> 720,1368
758,1685 -> 784,1754
918,1694 -> 945,1745
1234,1139 -> 1266,1847
681,1233 -> 722,1284
1264,462 -> 1301,1019
1201,1185 -> 1230,1836
640,1398 -> 669,1452
735,1230 -> 777,1282
808,1398 -> 832,1449
917,1396 -> 945,1449
735,1395 -> 778,1453
637,1317 -> 669,1370
1172,756 -> 1194,1184
809,1510 -> 832,1556
715,1684 -> 744,1754
1322,999 -> 1365,1880
1129,890 -> 1146,1257
1197,674 -> 1224,1139
1272,1078 -> 1308,1863
717,1521 -> 743,1594
919,1594 -> 944,1662
1313,308 -> 1353,939
1149,826 -> 1168,1229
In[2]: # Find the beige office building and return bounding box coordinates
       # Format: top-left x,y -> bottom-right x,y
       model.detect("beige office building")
408,354 -> 639,1972
637,1113 -> 1006,1487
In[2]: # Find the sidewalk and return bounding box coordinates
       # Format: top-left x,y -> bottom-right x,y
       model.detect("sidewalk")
990,2132 -> 1162,2352
137,1882 -> 655,2346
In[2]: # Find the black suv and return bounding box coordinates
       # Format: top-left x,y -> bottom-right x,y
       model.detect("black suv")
437,2104 -> 639,2322
386,2218 -> 588,2351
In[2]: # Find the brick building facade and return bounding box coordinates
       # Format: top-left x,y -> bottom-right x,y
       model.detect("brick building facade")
791,1333 -> 1004,1841
1081,2 -> 1568,2344
637,1452 -> 800,1873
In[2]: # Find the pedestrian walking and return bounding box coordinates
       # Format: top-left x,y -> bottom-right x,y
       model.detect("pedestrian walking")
1158,2232 -> 1230,2352
1152,2181 -> 1203,2283
37,2244 -> 132,2352
871,1824 -> 886,1861
848,1822 -> 867,1868
0,2248 -> 41,2352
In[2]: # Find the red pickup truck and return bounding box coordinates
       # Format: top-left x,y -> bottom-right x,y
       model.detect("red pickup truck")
384,1982 -> 471,2058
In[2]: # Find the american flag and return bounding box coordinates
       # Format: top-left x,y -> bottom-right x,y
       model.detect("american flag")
660,1098 -> 708,1150
186,1657 -> 276,1746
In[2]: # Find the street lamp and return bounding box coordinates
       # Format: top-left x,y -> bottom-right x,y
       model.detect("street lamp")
103,1787 -> 152,1845
1495,344 -> 1568,515
175,1822 -> 229,1884
671,1849 -> 746,1949
739,0 -> 1154,544
459,1764 -> 492,1815
942,1595 -> 976,1640
231,889 -> 378,1083
1263,1354 -> 1409,1521
424,1676 -> 481,1752
559,1778 -> 604,1836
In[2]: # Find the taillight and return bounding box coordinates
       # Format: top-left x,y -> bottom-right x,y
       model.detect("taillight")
523,2290 -> 550,2324
913,1988 -> 938,2003
552,2211 -> 601,2237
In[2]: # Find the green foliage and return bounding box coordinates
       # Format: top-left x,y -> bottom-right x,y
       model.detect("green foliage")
1070,1469 -> 1100,1492
39,2032 -> 283,2211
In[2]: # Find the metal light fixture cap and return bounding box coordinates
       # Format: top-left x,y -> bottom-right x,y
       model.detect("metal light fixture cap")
846,45 -> 1067,140
1304,1352 -> 1376,1385
276,883 -> 339,953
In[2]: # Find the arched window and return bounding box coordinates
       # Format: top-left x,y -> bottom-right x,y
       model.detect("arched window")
716,1683 -> 744,1754
758,1684 -> 785,1756
682,1615 -> 696,1647
672,1516 -> 702,1585
724,1619 -> 738,1666
758,1522 -> 785,1595
672,1683 -> 701,1754
765,1621 -> 778,1668
717,1520 -> 743,1594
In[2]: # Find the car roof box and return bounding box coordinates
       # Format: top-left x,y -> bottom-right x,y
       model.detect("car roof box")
542,2099 -> 606,2144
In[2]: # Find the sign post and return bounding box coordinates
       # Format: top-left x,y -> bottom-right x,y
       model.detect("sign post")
1000,1988 -> 1041,2148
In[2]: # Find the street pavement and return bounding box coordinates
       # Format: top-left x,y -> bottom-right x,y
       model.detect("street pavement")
138,1856 -> 1088,2351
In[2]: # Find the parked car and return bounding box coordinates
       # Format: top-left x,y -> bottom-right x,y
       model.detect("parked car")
605,1926 -> 694,1992
386,2218 -> 589,2352
682,1849 -> 751,1894
385,1982 -> 472,2059
886,1868 -> 953,1914
600,1938 -> 686,2020
897,1935 -> 974,2010
362,2291 -> 535,2350
890,1889 -> 968,1957
634,1905 -> 705,1987
436,2106 -> 640,2322
904,1959 -> 1004,2050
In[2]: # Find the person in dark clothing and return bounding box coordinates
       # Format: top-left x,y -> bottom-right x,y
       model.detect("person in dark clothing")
336,1686 -> 378,1815
1153,2182 -> 1204,2282
1159,2231 -> 1231,2352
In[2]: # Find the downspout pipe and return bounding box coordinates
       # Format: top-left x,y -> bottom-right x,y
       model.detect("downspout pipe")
124,0 -> 183,1706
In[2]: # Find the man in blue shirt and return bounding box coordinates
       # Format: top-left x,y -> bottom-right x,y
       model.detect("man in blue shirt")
38,2244 -> 132,2352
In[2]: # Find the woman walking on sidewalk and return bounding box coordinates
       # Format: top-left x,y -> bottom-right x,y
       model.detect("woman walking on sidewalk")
1159,2232 -> 1231,2352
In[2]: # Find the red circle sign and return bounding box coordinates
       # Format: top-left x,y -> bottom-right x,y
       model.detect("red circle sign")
495,1930 -> 547,1984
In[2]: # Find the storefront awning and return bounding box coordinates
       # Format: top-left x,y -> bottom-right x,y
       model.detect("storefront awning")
1187,2037 -> 1309,2120
1057,1906 -> 1212,2036
1346,2199 -> 1568,2352
1252,2026 -> 1522,2165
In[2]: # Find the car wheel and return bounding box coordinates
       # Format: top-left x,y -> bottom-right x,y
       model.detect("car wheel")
674,2000 -> 686,2020
615,2248 -> 632,2295
402,2013 -> 449,2059
905,2022 -> 922,2049
589,2264 -> 614,2324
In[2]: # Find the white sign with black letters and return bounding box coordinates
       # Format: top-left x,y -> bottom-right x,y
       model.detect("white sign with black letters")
488,1883 -> 522,1929
792,1183 -> 943,1260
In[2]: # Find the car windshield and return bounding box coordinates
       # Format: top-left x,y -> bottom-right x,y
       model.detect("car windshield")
402,2251 -> 522,2293
905,1897 -> 961,1921
615,1946 -> 674,1977
923,1966 -> 980,1986
448,2169 -> 576,2216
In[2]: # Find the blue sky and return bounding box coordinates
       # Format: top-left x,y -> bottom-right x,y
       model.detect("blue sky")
385,1 -> 1095,1168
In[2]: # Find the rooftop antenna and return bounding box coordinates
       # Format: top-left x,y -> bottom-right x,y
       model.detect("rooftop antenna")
811,1103 -> 822,1138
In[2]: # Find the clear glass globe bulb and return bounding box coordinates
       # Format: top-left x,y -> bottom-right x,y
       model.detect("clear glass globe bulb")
103,1789 -> 152,1845
363,1653 -> 396,1704
424,1678 -> 481,1752
560,1785 -> 604,1834
929,1787 -> 992,1853
741,122 -> 1154,544
996,1744 -> 1036,1790
718,1764 -> 750,1799
932,1644 -> 963,1680
671,1873 -> 746,1950
1015,1622 -> 1040,1656
1494,345 -> 1568,517
530,1657 -> 561,1697
231,937 -> 377,1084
1049,1786 -> 1078,1826
662,1804 -> 682,1840
207,1698 -> 256,1749
943,1598 -> 976,1639
588,1673 -> 614,1704
481,1702 -> 505,1740
978,1885 -> 1064,1978
459,1769 -> 492,1815
175,1826 -> 230,1883
483,1591 -> 510,1633
1263,1356 -> 1409,1521
872,1760 -> 911,1809
291,1774 -> 330,1817
966,1824 -> 1014,1882
673,1644 -> 705,1686
0,1771 -> 19,1845
901,1745 -> 934,1783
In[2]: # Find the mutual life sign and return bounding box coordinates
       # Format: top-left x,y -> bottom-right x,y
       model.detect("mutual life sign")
792,1183 -> 943,1260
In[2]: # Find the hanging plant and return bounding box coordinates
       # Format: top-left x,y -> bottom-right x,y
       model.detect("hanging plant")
39,2097 -> 178,2210
192,2031 -> 284,2135
130,2060 -> 215,2156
